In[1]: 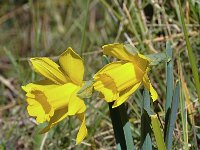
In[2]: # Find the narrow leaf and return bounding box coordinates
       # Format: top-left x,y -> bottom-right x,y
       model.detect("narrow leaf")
150,115 -> 166,150
165,81 -> 180,149
141,89 -> 152,150
165,41 -> 174,114
164,41 -> 174,138
146,53 -> 168,66
119,104 -> 135,150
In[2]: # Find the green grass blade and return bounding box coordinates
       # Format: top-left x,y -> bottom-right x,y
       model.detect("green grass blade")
164,41 -> 174,138
180,85 -> 189,150
165,41 -> 174,114
150,115 -> 166,150
141,89 -> 152,150
165,81 -> 180,149
33,124 -> 48,150
178,54 -> 189,150
178,0 -> 200,103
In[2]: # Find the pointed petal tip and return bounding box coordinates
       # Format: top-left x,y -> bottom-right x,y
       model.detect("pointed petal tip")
21,85 -> 26,91
59,47 -> 84,85
29,57 -> 39,63
67,47 -> 73,51
75,128 -> 87,145
61,47 -> 73,55
112,103 -> 119,108
112,99 -> 123,108
152,93 -> 158,102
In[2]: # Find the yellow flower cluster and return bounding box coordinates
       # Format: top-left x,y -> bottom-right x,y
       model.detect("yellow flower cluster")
22,43 -> 158,144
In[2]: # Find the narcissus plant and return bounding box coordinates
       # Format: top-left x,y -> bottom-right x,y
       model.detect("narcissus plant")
22,48 -> 87,144
93,43 -> 158,108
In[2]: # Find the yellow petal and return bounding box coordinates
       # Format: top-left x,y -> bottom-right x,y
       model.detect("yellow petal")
67,89 -> 86,116
94,74 -> 118,102
94,61 -> 125,79
103,43 -> 150,68
143,74 -> 158,101
76,113 -> 87,144
44,83 -> 79,110
103,43 -> 136,61
26,91 -> 54,123
59,47 -> 84,85
93,62 -> 125,102
30,58 -> 69,84
134,54 -> 150,72
103,62 -> 144,91
112,82 -> 142,108
22,79 -> 58,93
22,80 -> 59,123
40,108 -> 68,133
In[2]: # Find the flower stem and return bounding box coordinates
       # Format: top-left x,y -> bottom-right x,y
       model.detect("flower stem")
108,103 -> 134,150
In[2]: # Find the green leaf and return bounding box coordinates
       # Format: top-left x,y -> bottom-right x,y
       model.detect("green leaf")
102,55 -> 110,65
77,80 -> 94,99
109,103 -> 135,150
164,41 -> 174,138
124,44 -> 139,55
146,52 -> 168,66
141,90 -> 152,150
33,123 -> 49,150
150,115 -> 167,150
165,81 -> 180,149
119,105 -> 135,150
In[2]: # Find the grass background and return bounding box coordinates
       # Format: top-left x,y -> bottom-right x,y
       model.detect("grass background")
0,0 -> 199,149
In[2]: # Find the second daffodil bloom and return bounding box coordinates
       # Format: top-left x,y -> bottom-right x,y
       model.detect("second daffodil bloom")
93,43 -> 158,108
22,48 -> 87,144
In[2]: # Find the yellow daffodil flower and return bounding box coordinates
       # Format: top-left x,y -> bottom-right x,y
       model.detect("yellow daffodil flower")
22,48 -> 87,144
93,43 -> 158,108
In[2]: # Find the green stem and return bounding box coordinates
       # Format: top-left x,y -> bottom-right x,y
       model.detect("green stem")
108,103 -> 134,150
109,103 -> 127,150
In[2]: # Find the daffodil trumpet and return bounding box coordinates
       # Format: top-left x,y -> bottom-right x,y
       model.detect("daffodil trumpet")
94,43 -> 158,108
22,47 -> 87,144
